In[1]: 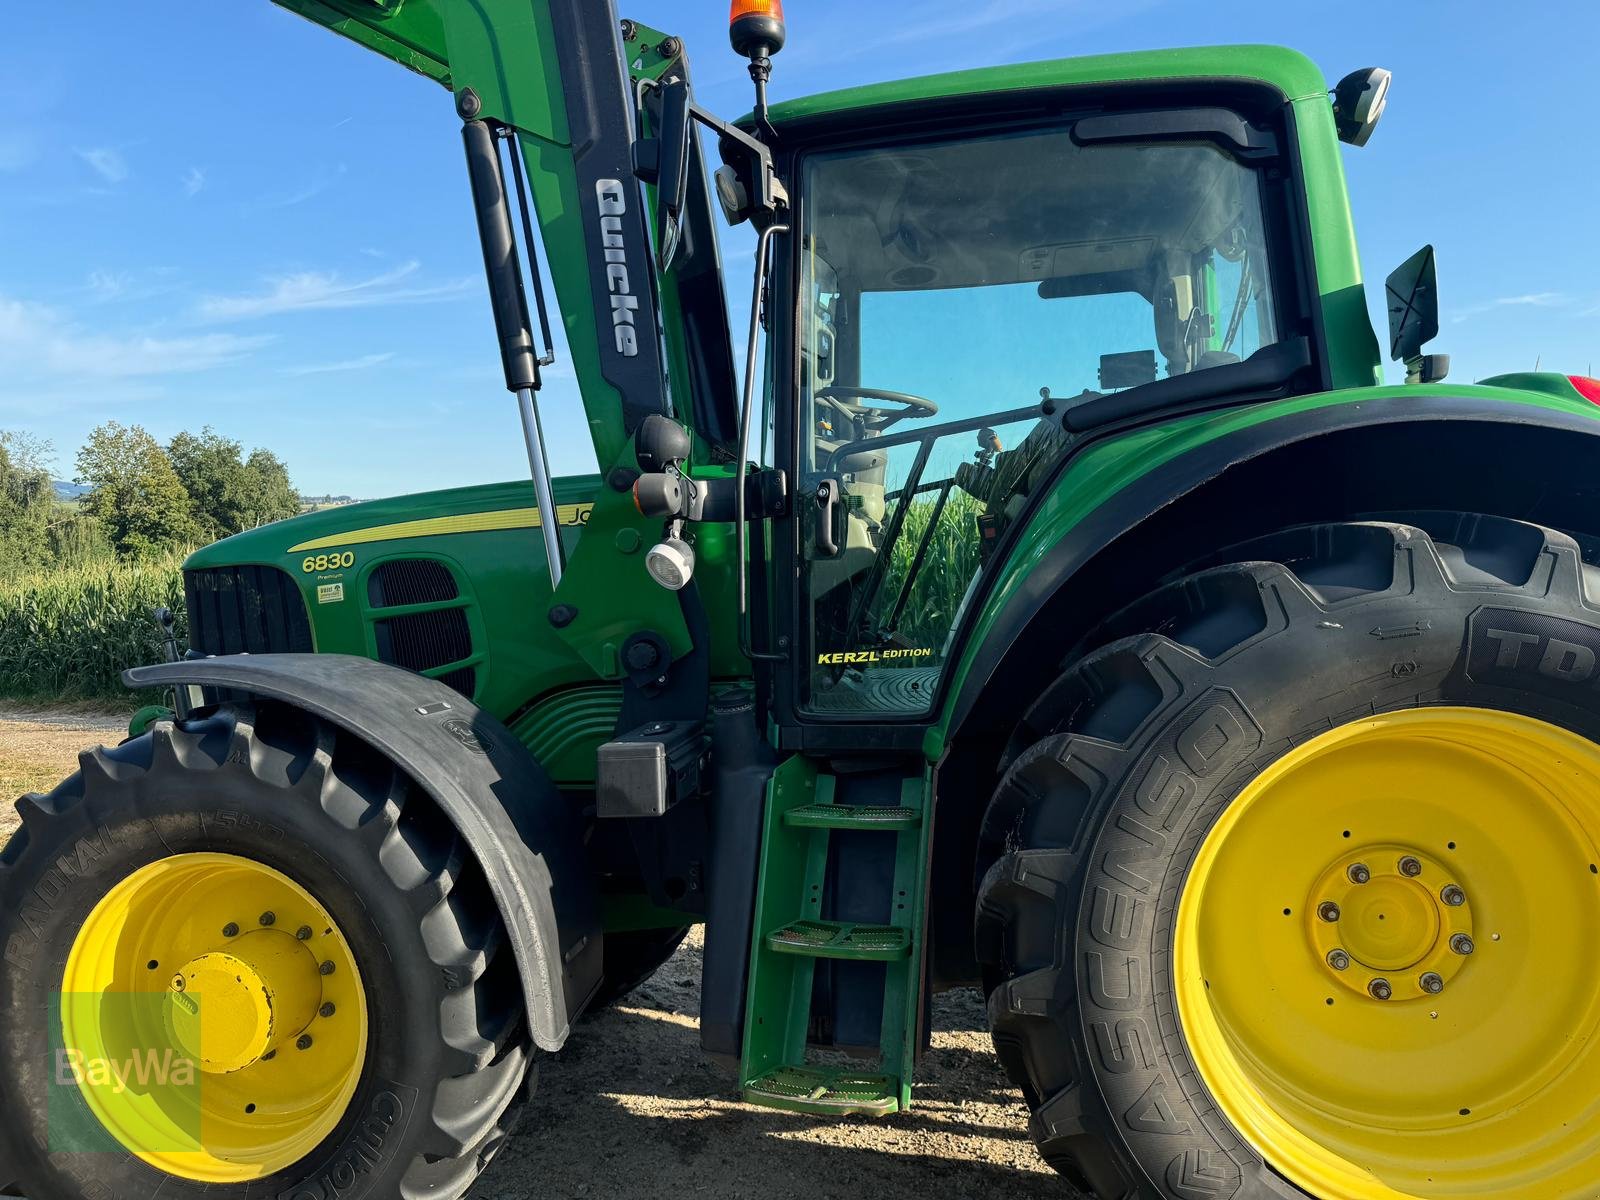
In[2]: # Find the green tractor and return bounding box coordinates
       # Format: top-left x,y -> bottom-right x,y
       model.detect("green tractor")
5,3 -> 1600,1197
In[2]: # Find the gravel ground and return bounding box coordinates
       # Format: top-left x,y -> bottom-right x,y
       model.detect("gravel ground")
0,712 -> 1058,1197
0,706 -> 129,846
474,930 -> 1061,1199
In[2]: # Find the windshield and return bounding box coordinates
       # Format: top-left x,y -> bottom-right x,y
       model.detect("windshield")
798,116 -> 1281,716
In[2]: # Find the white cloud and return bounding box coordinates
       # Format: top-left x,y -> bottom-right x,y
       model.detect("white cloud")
1452,292 -> 1572,323
86,270 -> 131,301
183,166 -> 206,197
75,146 -> 129,184
249,164 -> 347,210
283,352 -> 396,377
195,261 -> 472,323
0,294 -> 270,385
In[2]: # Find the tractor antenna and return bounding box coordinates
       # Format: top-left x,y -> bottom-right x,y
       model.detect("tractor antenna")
729,1 -> 786,140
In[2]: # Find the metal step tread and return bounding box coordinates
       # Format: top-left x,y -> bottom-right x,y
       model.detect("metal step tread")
766,919 -> 910,961
784,802 -> 921,831
743,1065 -> 902,1116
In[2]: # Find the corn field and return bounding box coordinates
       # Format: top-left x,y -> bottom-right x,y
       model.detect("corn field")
0,558 -> 186,704
878,489 -> 985,651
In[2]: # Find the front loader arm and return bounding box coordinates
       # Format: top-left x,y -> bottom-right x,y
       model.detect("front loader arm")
273,0 -> 670,467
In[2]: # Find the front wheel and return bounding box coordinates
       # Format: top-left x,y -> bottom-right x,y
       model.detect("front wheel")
0,703 -> 531,1199
977,515 -> 1600,1199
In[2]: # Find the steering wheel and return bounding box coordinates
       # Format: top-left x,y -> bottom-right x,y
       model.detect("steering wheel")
815,385 -> 940,431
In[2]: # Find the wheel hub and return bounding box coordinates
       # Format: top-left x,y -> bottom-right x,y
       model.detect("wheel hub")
1310,845 -> 1474,1000
167,931 -> 323,1073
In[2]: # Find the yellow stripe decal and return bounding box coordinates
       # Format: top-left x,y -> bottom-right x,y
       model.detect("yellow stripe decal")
288,504 -> 594,553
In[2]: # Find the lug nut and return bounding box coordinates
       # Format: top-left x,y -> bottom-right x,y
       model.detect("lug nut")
1326,949 -> 1351,971
1399,856 -> 1423,877
1450,933 -> 1476,956
297,925 -> 313,941
1420,972 -> 1445,994
1369,978 -> 1394,1001
320,960 -> 336,976
261,1050 -> 277,1061
296,1034 -> 313,1051
170,975 -> 186,993
1347,862 -> 1372,885
319,1002 -> 336,1019
1440,884 -> 1466,907
259,911 -> 276,927
222,922 -> 239,938
1318,901 -> 1342,923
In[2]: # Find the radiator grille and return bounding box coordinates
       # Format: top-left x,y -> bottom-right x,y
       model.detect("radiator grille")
367,559 -> 459,608
185,565 -> 313,656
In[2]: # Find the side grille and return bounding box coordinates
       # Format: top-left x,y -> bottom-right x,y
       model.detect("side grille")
373,609 -> 473,674
367,559 -> 459,608
365,558 -> 477,700
185,565 -> 313,656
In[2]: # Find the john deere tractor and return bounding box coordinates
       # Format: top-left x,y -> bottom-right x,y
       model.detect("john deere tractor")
6,3 -> 1600,1197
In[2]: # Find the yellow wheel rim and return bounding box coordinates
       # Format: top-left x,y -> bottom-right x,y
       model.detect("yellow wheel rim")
1174,708 -> 1600,1198
60,853 -> 368,1183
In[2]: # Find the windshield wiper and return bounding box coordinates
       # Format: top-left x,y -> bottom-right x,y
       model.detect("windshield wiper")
1061,336 -> 1313,433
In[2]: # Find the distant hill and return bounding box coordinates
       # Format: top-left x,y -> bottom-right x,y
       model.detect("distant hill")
53,480 -> 89,500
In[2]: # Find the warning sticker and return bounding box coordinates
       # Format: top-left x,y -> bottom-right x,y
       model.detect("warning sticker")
317,582 -> 346,605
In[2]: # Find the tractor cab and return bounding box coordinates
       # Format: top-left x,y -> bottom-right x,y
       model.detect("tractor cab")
742,47 -> 1383,732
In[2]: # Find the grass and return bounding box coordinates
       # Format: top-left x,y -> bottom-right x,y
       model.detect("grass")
876,488 -> 985,651
0,556 -> 186,704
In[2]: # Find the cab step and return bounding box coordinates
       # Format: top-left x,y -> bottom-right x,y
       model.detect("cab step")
741,761 -> 931,1119
784,802 -> 921,831
766,919 -> 910,961
742,1065 -> 902,1117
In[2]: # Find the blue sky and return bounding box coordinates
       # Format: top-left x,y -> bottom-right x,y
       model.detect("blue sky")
2,1 -> 1596,497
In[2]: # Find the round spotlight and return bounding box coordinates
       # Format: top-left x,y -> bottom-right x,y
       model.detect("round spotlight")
646,538 -> 696,591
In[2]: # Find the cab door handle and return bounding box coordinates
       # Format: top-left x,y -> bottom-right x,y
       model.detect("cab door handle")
814,479 -> 842,558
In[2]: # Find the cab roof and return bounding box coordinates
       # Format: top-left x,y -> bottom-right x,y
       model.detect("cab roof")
765,44 -> 1328,128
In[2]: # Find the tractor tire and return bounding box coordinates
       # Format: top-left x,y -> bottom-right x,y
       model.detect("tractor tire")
592,925 -> 691,1009
976,514 -> 1600,1200
0,702 -> 532,1200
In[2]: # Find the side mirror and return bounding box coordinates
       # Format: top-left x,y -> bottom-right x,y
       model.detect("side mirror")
1385,245 -> 1450,383
1332,67 -> 1391,147
652,78 -> 694,273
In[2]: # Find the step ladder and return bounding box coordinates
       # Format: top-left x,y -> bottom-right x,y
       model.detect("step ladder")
739,756 -> 931,1116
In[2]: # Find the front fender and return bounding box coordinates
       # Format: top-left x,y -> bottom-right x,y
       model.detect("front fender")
124,653 -> 603,1052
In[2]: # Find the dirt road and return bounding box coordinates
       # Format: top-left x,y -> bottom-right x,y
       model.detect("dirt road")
0,712 -> 1058,1199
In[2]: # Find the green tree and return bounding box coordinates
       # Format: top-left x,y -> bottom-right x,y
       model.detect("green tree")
76,422 -> 199,558
0,430 -> 56,575
242,447 -> 300,528
168,427 -> 300,539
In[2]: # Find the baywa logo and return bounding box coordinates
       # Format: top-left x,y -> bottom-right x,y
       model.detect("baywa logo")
595,178 -> 640,358
48,992 -> 205,1154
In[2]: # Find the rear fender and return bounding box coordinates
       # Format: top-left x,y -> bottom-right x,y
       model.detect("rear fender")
125,653 -> 603,1051
943,392 -> 1600,742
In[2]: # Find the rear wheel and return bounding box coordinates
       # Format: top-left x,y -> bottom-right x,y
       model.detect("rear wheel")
976,515 -> 1600,1198
0,703 -> 532,1200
